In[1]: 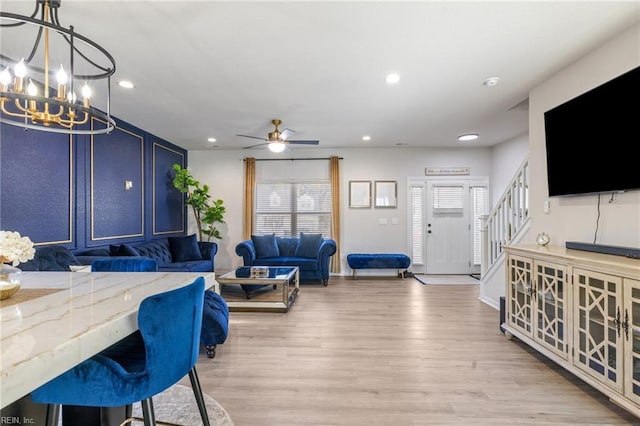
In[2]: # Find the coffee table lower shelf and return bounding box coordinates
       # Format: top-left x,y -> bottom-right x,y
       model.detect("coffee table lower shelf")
216,266 -> 299,313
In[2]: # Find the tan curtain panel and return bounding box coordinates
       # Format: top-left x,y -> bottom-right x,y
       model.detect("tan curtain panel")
243,157 -> 256,241
330,156 -> 341,273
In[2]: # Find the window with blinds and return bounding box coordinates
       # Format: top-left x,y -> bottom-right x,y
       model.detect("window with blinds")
410,185 -> 424,265
471,186 -> 488,265
432,185 -> 464,213
255,181 -> 332,237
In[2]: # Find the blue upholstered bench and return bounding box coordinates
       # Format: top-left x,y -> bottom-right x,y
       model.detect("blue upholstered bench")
347,253 -> 411,278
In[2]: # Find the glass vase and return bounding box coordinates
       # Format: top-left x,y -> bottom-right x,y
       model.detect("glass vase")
0,262 -> 22,300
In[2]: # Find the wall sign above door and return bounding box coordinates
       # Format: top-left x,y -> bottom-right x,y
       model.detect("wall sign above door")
425,167 -> 470,176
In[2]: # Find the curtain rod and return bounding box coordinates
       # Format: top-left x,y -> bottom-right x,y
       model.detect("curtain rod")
245,157 -> 343,162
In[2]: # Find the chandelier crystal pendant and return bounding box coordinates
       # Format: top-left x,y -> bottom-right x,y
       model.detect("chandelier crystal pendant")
0,0 -> 116,134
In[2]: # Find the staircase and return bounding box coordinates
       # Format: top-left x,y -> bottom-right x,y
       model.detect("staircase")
479,158 -> 530,306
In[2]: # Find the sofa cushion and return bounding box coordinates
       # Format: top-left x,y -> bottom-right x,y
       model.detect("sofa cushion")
20,245 -> 82,271
295,233 -> 323,259
251,234 -> 280,259
168,234 -> 202,262
158,260 -> 211,272
253,257 -> 318,271
110,244 -> 140,257
78,248 -> 111,257
133,239 -> 172,266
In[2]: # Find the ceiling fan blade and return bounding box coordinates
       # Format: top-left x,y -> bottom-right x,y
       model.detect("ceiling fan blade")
237,134 -> 267,141
243,142 -> 269,149
280,128 -> 296,140
288,140 -> 320,145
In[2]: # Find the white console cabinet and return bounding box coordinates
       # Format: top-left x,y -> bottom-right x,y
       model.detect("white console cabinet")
504,245 -> 640,417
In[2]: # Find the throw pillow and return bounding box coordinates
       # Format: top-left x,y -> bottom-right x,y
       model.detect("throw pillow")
109,244 -> 140,257
251,234 -> 280,258
295,233 -> 323,259
168,234 -> 203,262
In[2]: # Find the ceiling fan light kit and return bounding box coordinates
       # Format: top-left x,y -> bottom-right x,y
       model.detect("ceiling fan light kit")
268,142 -> 286,153
238,118 -> 320,151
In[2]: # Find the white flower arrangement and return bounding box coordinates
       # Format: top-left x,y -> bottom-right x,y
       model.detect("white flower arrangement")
0,231 -> 35,266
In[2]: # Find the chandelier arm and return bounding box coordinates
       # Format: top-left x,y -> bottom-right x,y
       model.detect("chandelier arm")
25,24 -> 44,64
0,2 -> 39,27
0,115 -> 114,135
51,7 -> 111,75
0,11 -> 116,80
13,98 -> 30,114
1,101 -> 29,119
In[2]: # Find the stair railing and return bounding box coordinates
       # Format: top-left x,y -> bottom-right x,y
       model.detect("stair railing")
481,158 -> 529,274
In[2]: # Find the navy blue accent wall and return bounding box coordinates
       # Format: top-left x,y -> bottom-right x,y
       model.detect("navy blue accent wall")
89,118 -> 144,243
0,116 -> 187,250
152,142 -> 185,235
1,126 -> 74,245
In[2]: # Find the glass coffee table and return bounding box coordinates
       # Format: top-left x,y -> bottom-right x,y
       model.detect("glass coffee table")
216,266 -> 299,312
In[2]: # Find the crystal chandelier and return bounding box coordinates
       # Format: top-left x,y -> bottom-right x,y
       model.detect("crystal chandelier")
0,0 -> 116,134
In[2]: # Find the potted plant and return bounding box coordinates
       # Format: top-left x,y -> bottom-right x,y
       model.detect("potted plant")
171,164 -> 226,241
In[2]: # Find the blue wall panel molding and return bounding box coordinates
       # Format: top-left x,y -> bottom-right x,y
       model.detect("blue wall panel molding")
0,116 -> 187,253
0,125 -> 74,246
152,142 -> 185,235
89,118 -> 145,243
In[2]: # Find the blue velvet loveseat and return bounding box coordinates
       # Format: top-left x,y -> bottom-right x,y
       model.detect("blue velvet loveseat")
235,233 -> 337,285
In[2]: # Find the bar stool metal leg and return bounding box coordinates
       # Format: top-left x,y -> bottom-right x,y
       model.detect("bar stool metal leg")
188,367 -> 211,426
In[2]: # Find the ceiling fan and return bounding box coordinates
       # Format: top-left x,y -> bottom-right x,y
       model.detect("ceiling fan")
237,119 -> 319,152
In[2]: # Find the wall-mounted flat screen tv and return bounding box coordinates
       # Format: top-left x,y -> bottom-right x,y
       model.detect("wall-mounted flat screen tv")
544,66 -> 640,197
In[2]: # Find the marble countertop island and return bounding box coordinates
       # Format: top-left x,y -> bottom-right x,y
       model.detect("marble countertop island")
0,271 -> 215,409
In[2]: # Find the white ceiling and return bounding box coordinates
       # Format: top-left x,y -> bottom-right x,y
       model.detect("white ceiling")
1,1 -> 638,151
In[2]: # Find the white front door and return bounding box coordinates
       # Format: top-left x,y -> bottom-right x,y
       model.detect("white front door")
425,181 -> 471,274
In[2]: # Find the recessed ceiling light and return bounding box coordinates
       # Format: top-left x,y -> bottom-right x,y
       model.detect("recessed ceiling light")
117,80 -> 135,89
458,133 -> 479,141
362,135 -> 371,141
385,73 -> 400,84
482,77 -> 500,87
207,137 -> 216,143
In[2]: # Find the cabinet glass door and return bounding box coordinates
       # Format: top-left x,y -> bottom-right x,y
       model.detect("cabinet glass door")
573,269 -> 623,392
508,255 -> 533,336
624,279 -> 640,404
534,262 -> 567,359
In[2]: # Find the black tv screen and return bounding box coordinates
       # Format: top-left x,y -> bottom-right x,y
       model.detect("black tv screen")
544,66 -> 640,197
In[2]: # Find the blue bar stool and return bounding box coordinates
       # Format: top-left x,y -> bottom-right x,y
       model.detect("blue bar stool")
31,276 -> 211,426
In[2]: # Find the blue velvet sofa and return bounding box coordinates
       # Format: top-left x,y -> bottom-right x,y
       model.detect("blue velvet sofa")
76,235 -> 217,272
235,233 -> 337,285
22,235 -> 217,272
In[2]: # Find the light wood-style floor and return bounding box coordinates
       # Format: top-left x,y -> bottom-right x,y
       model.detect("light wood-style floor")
190,276 -> 640,425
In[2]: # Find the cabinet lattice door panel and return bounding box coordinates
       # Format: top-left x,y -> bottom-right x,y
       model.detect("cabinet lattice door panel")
624,279 -> 640,404
507,254 -> 533,336
573,268 -> 623,392
534,261 -> 568,359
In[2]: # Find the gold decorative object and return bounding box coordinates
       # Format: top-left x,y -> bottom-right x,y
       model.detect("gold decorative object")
0,282 -> 21,300
536,232 -> 551,246
0,261 -> 22,301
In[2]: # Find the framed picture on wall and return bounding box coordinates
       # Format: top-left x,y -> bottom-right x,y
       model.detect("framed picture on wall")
374,181 -> 397,208
349,181 -> 371,208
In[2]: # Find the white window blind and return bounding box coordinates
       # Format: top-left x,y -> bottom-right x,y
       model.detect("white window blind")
255,181 -> 332,237
471,186 -> 488,265
410,185 -> 424,265
432,185 -> 464,213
